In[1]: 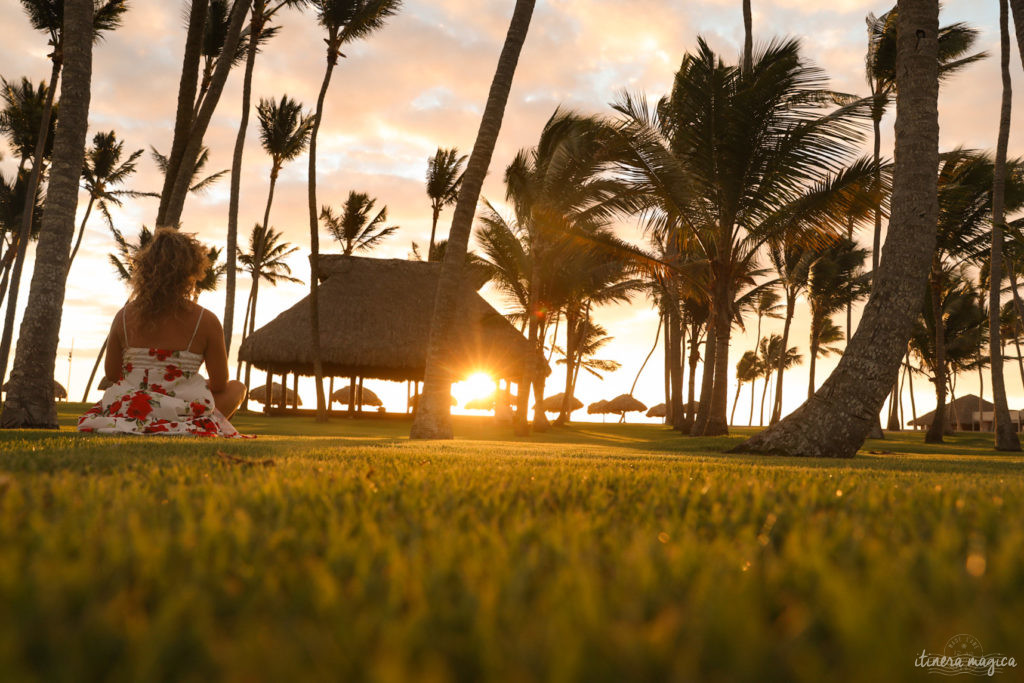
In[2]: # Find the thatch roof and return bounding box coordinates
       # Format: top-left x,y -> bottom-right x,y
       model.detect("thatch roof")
646,403 -> 666,418
250,382 -> 301,406
330,385 -> 382,407
239,255 -> 545,382
587,399 -> 611,415
607,394 -> 647,414
907,394 -> 993,427
2,380 -> 65,399
542,392 -> 583,413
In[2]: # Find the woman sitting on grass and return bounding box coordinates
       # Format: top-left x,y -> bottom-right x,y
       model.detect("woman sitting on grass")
79,228 -> 250,437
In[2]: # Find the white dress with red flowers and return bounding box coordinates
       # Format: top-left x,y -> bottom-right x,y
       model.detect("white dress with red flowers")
78,311 -> 249,438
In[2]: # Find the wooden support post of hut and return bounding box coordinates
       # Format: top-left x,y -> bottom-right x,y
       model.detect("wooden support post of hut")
236,255 -> 546,418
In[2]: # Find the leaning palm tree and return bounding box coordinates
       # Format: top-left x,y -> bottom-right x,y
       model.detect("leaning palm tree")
1,0 -> 97,427
737,0 -> 941,457
306,0 -> 403,421
0,0 -> 126,402
412,0 -> 536,439
223,1 -> 303,351
67,130 -> 149,271
806,238 -> 870,396
237,223 -> 301,410
987,0 -> 1020,450
425,147 -> 466,259
321,191 -> 399,256
732,349 -> 757,426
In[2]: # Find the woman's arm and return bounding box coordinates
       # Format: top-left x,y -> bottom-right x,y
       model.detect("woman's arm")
103,309 -> 126,382
202,311 -> 229,393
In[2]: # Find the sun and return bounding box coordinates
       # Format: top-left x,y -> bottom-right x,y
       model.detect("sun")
452,371 -> 496,408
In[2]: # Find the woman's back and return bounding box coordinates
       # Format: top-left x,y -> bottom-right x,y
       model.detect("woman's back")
121,302 -> 206,354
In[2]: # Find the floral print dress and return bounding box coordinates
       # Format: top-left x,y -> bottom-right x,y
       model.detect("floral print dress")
78,310 -> 249,438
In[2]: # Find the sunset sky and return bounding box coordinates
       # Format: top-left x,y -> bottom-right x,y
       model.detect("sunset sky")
1,0 -> 1021,423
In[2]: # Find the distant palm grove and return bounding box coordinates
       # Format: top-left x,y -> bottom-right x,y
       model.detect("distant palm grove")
3,0 -> 1024,458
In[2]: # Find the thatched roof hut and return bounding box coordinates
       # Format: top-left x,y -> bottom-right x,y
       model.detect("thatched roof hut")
331,385 -> 382,407
250,383 -> 301,406
542,393 -> 583,413
239,255 -> 545,383
906,394 -> 1022,432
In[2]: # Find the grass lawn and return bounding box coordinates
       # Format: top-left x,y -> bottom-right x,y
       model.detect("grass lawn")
1,403 -> 1022,681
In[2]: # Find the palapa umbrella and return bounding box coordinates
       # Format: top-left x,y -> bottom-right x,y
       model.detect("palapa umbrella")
542,393 -> 583,413
331,385 -> 382,407
607,394 -> 647,423
587,399 -> 611,415
2,380 -> 66,399
646,403 -> 666,418
249,382 -> 301,406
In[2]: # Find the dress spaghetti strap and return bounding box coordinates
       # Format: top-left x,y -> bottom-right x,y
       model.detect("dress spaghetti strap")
186,308 -> 204,353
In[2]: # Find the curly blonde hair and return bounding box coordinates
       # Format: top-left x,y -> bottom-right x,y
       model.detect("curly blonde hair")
129,227 -> 210,324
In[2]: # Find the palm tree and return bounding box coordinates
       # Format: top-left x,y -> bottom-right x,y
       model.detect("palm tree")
988,0 -> 1020,450
0,0 -> 126,399
80,226 -> 226,400
150,145 -> 228,196
0,77 -> 56,173
766,242 -> 814,423
612,39 -> 876,436
306,0 -> 403,422
425,147 -> 466,259
321,191 -> 399,256
67,130 -> 148,271
744,288 -> 782,425
1,0 -> 95,427
732,349 -> 757,426
223,0 -> 303,351
758,333 -> 801,422
806,238 -> 870,397
742,0 -> 753,75
736,0 -> 941,458
157,0 -> 249,228
237,223 -> 301,409
0,171 -> 44,310
412,0 -> 536,439
864,7 -> 986,275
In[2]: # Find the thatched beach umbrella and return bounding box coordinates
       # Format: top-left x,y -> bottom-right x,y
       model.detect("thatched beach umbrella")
331,385 -> 382,407
3,380 -> 66,399
587,399 -> 610,415
250,382 -> 301,406
607,394 -> 647,423
542,393 -> 583,413
646,403 -> 666,418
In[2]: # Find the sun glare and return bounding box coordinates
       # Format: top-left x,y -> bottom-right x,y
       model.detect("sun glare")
453,372 -> 496,408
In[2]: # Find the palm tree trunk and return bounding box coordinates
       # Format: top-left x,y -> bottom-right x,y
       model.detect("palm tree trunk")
241,274 -> 260,412
527,268 -> 548,432
691,316 -> 716,435
706,291 -> 732,435
554,310 -> 578,425
770,292 -> 796,423
807,318 -> 819,399
0,246 -> 15,313
306,34 -> 340,424
978,360 -> 985,431
742,0 -> 753,76
0,56 -> 62,391
1008,0 -> 1024,71
870,96 -> 883,278
925,271 -> 947,443
988,0 -> 1021,450
81,336 -> 107,402
236,284 -> 254,379
66,194 -> 95,273
630,314 -> 661,396
156,0 -> 209,225
730,381 -> 742,425
162,0 -> 250,228
223,3 -> 264,351
734,0 -> 940,457
760,367 -> 770,426
685,323 -> 700,428
906,357 -> 917,425
411,0 -> 536,439
663,312 -> 671,424
428,204 -> 441,259
1,0 -> 93,428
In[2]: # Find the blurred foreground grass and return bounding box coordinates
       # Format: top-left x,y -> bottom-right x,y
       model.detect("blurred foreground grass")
0,404 -> 1021,681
